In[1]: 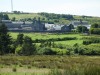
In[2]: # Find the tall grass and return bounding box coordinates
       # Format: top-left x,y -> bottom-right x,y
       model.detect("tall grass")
0,56 -> 100,75
48,64 -> 100,75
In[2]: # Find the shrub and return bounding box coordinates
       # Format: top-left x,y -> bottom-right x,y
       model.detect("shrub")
27,65 -> 32,69
90,28 -> 100,34
37,47 -> 57,55
82,36 -> 100,45
78,44 -> 100,55
12,67 -> 17,72
15,45 -> 22,54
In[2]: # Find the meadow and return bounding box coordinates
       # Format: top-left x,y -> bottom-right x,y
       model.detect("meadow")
8,13 -> 43,20
9,32 -> 83,45
0,55 -> 100,75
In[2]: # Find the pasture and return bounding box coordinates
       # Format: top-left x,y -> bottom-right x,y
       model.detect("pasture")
8,13 -> 43,20
9,32 -> 83,45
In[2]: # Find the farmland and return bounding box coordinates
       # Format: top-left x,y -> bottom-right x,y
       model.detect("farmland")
9,32 -> 83,45
7,13 -> 100,24
0,32 -> 100,75
8,13 -> 43,20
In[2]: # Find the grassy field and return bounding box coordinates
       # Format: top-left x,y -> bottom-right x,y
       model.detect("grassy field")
0,55 -> 100,75
8,13 -> 43,20
9,32 -> 83,45
55,40 -> 83,45
7,13 -> 100,25
9,32 -> 82,39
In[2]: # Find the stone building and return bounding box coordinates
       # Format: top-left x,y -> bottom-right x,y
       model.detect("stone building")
32,18 -> 45,31
1,18 -> 45,31
61,25 -> 71,32
70,20 -> 91,29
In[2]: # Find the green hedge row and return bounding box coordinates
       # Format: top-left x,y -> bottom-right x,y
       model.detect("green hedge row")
32,37 -> 77,43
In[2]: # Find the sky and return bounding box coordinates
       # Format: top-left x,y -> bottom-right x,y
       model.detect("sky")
0,0 -> 100,17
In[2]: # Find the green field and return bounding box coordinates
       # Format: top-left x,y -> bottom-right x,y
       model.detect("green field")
55,40 -> 83,45
7,13 -> 100,24
10,32 -> 83,45
8,13 -> 43,20
10,32 -> 82,39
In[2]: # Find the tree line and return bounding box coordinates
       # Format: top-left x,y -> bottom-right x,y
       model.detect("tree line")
0,13 -> 9,20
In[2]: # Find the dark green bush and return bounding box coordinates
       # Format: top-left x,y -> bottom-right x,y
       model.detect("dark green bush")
33,37 -> 77,43
12,67 -> 17,72
82,36 -> 100,45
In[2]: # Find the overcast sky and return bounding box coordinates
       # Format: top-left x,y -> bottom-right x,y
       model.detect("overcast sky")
0,0 -> 100,17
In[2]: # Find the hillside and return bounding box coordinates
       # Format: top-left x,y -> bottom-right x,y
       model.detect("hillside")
7,12 -> 100,25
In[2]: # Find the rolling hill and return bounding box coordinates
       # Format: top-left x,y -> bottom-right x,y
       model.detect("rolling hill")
6,12 -> 100,25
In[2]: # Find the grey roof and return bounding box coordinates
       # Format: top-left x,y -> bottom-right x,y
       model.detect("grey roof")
12,22 -> 32,24
2,20 -> 12,23
70,21 -> 91,29
71,21 -> 89,26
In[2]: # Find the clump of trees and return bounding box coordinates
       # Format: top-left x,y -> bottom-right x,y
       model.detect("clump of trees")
66,43 -> 100,55
38,12 -> 74,20
0,13 -> 9,20
16,35 -> 36,55
90,23 -> 100,34
77,26 -> 88,33
0,22 -> 37,55
38,12 -> 74,24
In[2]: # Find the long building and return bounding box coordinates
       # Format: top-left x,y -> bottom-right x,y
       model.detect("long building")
1,19 -> 45,31
1,20 -> 90,32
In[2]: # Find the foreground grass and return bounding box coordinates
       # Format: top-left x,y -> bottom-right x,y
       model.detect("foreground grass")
0,55 -> 100,75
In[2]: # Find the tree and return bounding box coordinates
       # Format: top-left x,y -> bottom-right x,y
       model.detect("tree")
0,13 -> 3,20
12,17 -> 16,21
69,24 -> 74,29
90,28 -> 100,35
3,14 -> 9,20
17,36 -> 36,55
0,23 -> 12,55
90,23 -> 100,34
77,26 -> 88,33
37,47 -> 56,55
15,33 -> 24,46
73,43 -> 79,54
91,23 -> 99,28
17,34 -> 24,45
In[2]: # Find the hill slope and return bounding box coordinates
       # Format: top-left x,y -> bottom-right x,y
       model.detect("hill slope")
7,12 -> 100,24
